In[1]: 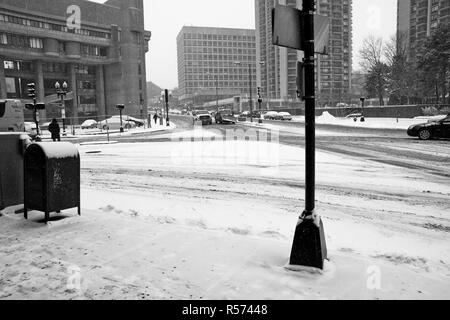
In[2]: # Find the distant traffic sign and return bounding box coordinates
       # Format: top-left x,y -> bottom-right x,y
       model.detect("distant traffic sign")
272,4 -> 330,55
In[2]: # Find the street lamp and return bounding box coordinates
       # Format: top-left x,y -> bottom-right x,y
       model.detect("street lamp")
206,72 -> 227,112
55,81 -> 68,136
161,90 -> 171,126
234,61 -> 265,123
360,97 -> 366,122
116,104 -> 125,132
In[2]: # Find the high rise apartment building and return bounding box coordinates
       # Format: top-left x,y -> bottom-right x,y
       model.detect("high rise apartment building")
255,0 -> 352,106
397,0 -> 450,63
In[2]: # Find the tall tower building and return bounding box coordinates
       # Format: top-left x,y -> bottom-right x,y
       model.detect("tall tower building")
255,0 -> 353,107
397,0 -> 450,63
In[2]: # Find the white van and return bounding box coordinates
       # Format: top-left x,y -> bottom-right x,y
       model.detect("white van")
0,99 -> 25,133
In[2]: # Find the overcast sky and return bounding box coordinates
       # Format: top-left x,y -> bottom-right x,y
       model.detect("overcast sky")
92,0 -> 398,90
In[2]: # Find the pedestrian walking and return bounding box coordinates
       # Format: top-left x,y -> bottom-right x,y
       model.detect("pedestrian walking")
48,118 -> 61,142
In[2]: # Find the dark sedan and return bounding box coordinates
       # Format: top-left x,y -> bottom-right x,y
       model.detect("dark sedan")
407,114 -> 450,140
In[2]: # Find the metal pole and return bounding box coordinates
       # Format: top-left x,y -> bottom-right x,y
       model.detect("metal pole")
33,97 -> 40,137
61,94 -> 66,136
289,0 -> 327,270
304,3 -> 315,214
249,64 -> 253,123
166,100 -> 170,126
216,76 -> 219,112
120,109 -> 123,132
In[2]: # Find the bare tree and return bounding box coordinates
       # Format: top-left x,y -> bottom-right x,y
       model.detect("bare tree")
359,36 -> 389,105
359,36 -> 384,72
385,32 -> 416,104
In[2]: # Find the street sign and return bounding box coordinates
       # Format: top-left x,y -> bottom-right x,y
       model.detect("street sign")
61,109 -> 66,119
272,4 -> 330,55
296,61 -> 305,100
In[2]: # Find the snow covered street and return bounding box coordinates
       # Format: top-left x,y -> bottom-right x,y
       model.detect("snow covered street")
1,126 -> 450,300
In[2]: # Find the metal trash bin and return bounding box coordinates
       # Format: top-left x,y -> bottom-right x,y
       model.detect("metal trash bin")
24,142 -> 80,223
0,133 -> 31,210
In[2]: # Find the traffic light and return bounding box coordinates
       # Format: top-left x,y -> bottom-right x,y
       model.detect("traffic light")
257,87 -> 262,103
27,83 -> 36,99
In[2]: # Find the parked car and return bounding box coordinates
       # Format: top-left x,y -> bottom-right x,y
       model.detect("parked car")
192,110 -> 209,117
215,109 -> 236,124
97,116 -> 137,130
40,121 -> 51,131
195,113 -> 213,125
126,116 -> 145,127
345,113 -> 363,119
278,112 -> 293,121
81,119 -> 98,129
407,114 -> 450,140
263,111 -> 280,120
24,122 -> 39,138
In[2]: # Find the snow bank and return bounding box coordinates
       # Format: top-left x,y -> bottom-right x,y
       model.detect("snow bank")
318,111 -> 336,122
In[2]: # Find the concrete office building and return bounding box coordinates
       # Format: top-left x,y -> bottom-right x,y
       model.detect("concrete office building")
0,0 -> 151,123
397,0 -> 450,63
177,26 -> 257,106
255,0 -> 352,107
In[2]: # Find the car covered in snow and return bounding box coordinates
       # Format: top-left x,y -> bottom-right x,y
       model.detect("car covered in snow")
278,112 -> 293,121
345,113 -> 363,119
24,122 -> 39,138
263,111 -> 280,120
98,116 -> 137,130
81,119 -> 98,129
407,114 -> 450,140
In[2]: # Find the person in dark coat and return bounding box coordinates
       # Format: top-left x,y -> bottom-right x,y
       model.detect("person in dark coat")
48,118 -> 61,142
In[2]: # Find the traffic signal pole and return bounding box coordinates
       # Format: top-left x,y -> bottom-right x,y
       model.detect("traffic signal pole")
289,0 -> 327,269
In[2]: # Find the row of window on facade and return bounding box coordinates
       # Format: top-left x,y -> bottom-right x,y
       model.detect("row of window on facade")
183,40 -> 256,48
0,32 -> 108,57
0,13 -> 111,39
183,33 -> 255,42
184,54 -> 256,62
2,60 -> 98,76
185,81 -> 256,88
3,75 -> 96,99
184,46 -> 256,54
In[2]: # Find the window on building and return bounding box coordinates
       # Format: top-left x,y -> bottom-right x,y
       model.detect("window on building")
29,38 -> 43,49
0,33 -> 7,45
4,61 -> 15,70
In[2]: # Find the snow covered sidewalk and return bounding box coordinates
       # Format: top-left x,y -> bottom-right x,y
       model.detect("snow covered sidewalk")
1,138 -> 449,300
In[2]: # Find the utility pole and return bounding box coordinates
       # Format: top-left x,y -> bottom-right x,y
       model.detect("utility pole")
271,0 -> 328,269
164,89 -> 170,126
116,104 -> 125,133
